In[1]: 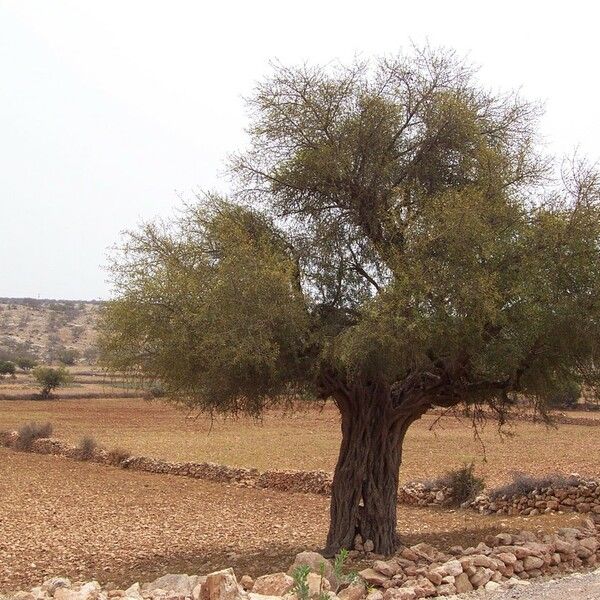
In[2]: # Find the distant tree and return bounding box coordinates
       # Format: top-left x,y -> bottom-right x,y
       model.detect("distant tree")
99,48 -> 600,554
0,361 -> 16,378
32,366 -> 72,398
16,357 -> 37,371
57,347 -> 80,366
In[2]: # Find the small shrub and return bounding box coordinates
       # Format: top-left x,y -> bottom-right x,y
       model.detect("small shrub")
0,360 -> 16,378
425,462 -> 485,505
107,446 -> 131,466
57,348 -> 80,366
490,472 -> 581,499
77,436 -> 98,460
291,565 -> 311,600
15,421 -> 53,450
147,383 -> 166,398
16,357 -> 36,371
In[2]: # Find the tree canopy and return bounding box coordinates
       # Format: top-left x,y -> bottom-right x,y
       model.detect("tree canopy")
99,47 -> 600,553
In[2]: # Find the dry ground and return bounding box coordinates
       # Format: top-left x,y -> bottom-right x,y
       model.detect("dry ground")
0,392 -> 598,486
0,448 -> 586,593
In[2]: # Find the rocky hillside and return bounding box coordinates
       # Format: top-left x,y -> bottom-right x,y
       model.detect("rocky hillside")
0,298 -> 102,363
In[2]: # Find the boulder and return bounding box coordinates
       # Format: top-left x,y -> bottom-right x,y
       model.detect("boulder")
143,576 -> 199,596
307,573 -> 331,598
337,582 -> 366,600
453,573 -> 473,594
522,556 -> 544,571
357,569 -> 388,587
372,561 -> 397,578
252,574 -> 293,597
200,569 -> 244,600
288,552 -> 336,589
42,579 -> 72,596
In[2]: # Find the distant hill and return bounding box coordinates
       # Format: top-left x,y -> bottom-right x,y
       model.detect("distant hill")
0,298 -> 103,363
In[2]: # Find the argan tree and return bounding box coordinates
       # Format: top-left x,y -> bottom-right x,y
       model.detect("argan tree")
33,366 -> 72,399
99,48 -> 600,554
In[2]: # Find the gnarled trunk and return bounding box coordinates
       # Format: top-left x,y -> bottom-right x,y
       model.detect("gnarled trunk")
325,383 -> 420,556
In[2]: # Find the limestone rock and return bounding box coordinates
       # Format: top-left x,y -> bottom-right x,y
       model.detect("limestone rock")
288,552 -> 336,589
252,574 -> 293,597
337,582 -> 366,600
200,569 -> 244,600
42,579 -> 72,596
143,576 -> 198,596
357,569 -> 388,588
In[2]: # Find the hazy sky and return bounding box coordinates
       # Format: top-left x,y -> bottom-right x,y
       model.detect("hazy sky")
1,1 -> 599,300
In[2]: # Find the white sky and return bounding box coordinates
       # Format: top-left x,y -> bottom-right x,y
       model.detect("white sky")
1,0 -> 599,300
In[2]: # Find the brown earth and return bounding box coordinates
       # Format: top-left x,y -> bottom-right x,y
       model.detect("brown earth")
0,448 -> 586,594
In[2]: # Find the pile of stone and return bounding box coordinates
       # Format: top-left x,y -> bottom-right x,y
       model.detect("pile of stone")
397,484 -> 454,507
469,478 -> 600,516
6,519 -> 600,600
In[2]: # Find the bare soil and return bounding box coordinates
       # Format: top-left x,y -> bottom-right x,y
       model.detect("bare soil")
0,448 -> 585,594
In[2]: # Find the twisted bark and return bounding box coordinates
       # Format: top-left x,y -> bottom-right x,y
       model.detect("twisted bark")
324,382 -> 423,555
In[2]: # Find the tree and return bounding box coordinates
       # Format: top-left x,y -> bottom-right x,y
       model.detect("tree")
32,366 -> 72,398
16,357 -> 37,372
0,361 -> 16,378
99,48 -> 600,555
57,347 -> 80,366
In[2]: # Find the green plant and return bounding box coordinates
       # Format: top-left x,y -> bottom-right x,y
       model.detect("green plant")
0,360 -> 16,377
77,436 -> 97,460
57,347 -> 80,366
291,565 -> 310,600
16,357 -> 36,371
426,463 -> 485,505
32,366 -> 72,398
15,421 -> 53,450
333,549 -> 358,586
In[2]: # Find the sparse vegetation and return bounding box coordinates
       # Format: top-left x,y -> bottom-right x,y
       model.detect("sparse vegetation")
107,446 -> 131,466
57,347 -> 80,366
489,472 -> 581,500
16,357 -> 36,371
0,360 -> 16,378
77,435 -> 98,460
32,365 -> 72,398
425,463 -> 485,505
14,421 -> 53,450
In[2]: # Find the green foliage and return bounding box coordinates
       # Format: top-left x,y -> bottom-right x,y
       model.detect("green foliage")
291,565 -> 311,600
15,421 -> 53,450
32,366 -> 72,398
333,548 -> 357,585
0,361 -> 16,377
16,357 -> 36,371
428,463 -> 485,505
548,378 -> 581,408
57,347 -> 80,366
99,47 -> 600,421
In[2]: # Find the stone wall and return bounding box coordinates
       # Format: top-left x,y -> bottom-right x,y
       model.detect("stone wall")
2,431 -> 599,517
469,479 -> 600,516
6,518 -> 600,600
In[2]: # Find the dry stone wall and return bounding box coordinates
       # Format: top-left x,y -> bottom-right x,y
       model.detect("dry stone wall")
1,430 -> 598,517
5,518 -> 600,600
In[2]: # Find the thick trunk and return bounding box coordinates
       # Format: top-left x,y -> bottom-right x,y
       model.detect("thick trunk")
325,383 -> 418,556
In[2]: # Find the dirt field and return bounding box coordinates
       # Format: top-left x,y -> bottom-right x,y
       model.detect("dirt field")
0,392 -> 598,487
0,448 -> 585,593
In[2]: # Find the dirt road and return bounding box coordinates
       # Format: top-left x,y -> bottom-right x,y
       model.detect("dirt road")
493,569 -> 600,599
